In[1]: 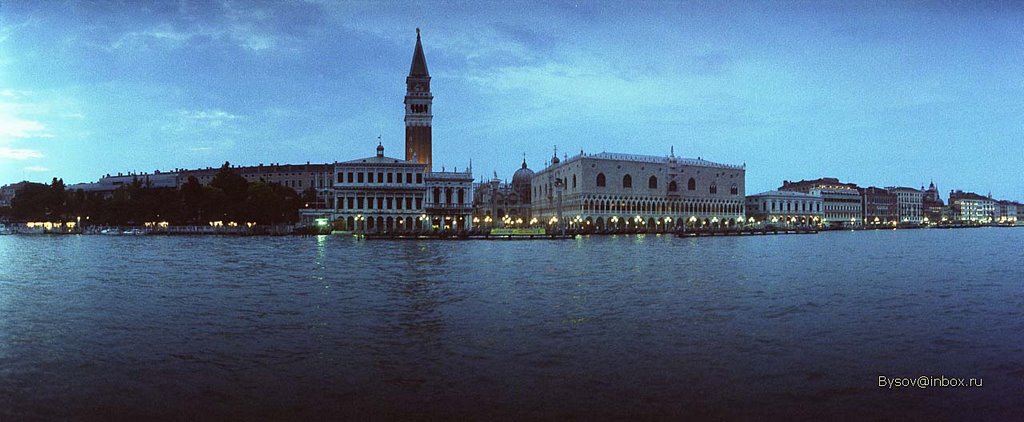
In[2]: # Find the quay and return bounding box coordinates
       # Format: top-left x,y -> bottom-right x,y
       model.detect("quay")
677,229 -> 819,237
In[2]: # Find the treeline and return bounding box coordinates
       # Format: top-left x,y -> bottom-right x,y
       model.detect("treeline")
4,162 -> 315,226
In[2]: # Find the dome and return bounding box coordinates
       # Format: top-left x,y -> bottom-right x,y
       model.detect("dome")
512,159 -> 534,186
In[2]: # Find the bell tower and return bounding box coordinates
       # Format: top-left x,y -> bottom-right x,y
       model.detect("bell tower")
405,28 -> 432,171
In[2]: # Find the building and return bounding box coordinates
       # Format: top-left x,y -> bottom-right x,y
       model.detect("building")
66,163 -> 334,201
744,190 -> 823,227
303,143 -> 427,232
859,187 -> 898,226
995,200 -> 1019,224
179,163 -> 333,194
531,149 -> 746,231
424,168 -> 474,231
68,171 -> 180,197
921,181 -> 946,224
472,159 -> 534,227
948,190 -> 994,223
0,181 -> 32,208
886,186 -> 923,225
780,178 -> 861,227
405,28 -> 432,171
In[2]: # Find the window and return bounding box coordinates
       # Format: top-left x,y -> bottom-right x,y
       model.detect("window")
445,188 -> 453,204
648,176 -> 658,189
416,198 -> 422,208
359,172 -> 365,183
358,197 -> 364,209
407,173 -> 413,184
688,178 -> 696,191
596,173 -> 606,187
572,175 -> 577,189
710,184 -> 717,194
347,197 -> 354,209
377,172 -> 383,183
377,197 -> 383,209
623,174 -> 632,188
347,172 -> 354,183
388,173 -> 393,183
416,173 -> 423,183
337,173 -> 343,183
433,188 -> 441,204
730,184 -> 738,195
458,188 -> 465,204
669,181 -> 678,192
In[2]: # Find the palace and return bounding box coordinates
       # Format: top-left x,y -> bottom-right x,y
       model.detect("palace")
530,149 -> 746,230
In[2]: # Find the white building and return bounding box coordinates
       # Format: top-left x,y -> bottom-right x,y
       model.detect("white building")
531,149 -> 745,231
302,144 -> 427,232
745,190 -> 823,226
886,186 -> 924,224
424,168 -> 474,231
949,190 -> 994,223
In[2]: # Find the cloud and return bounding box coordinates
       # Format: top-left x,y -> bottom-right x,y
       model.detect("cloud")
162,109 -> 245,133
0,147 -> 44,160
0,116 -> 52,139
180,109 -> 243,121
23,166 -> 50,172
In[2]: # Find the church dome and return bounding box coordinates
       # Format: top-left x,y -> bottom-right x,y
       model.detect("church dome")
512,159 -> 534,186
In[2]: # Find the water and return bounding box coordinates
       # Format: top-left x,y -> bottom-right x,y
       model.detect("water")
1,229 -> 1022,420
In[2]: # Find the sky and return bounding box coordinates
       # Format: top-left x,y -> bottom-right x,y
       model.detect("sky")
1,0 -> 1022,199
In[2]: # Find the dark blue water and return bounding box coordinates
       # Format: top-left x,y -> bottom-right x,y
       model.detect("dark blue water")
1,229 -> 1022,420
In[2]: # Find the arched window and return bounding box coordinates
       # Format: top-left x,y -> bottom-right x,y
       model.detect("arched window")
710,184 -> 717,194
648,176 -> 657,189
687,178 -> 696,191
730,184 -> 738,195
445,188 -> 453,204
597,173 -> 606,187
668,181 -> 678,192
572,174 -> 577,189
623,174 -> 632,188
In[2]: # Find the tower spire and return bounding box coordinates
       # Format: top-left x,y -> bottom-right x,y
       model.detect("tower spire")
409,28 -> 429,77
405,27 -> 433,171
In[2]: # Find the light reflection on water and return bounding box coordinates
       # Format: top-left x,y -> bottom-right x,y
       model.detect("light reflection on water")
1,229 -> 1023,420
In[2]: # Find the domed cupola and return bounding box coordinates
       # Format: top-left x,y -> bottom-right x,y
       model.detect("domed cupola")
512,157 -> 534,203
512,158 -> 534,186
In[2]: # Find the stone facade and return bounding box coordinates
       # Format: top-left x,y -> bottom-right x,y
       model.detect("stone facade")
472,160 -> 533,228
860,187 -> 898,226
949,190 -> 994,223
424,170 -> 474,231
531,150 -> 745,230
745,190 -> 823,226
995,200 -> 1019,224
886,186 -> 923,224
780,178 -> 861,227
303,144 -> 427,232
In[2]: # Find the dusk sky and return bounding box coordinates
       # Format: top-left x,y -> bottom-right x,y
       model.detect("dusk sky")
1,1 -> 1022,198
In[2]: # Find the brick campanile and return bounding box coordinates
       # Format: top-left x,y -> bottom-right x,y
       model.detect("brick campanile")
405,28 -> 432,171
